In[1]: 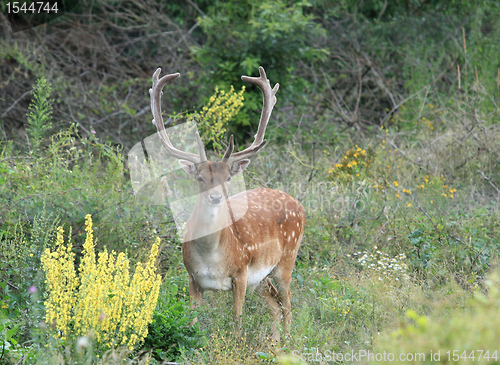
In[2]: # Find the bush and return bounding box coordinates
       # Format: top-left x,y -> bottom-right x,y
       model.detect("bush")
375,271 -> 500,364
142,280 -> 202,363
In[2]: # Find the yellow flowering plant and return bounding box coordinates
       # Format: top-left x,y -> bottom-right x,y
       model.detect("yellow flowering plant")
41,214 -> 162,351
328,146 -> 373,182
196,85 -> 245,154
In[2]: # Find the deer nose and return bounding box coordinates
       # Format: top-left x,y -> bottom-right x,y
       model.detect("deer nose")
209,193 -> 222,204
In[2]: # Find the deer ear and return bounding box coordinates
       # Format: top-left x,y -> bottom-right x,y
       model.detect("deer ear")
230,159 -> 250,177
178,159 -> 197,176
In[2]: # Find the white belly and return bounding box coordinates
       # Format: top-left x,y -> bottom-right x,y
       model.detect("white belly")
247,265 -> 275,290
194,265 -> 275,292
195,267 -> 233,291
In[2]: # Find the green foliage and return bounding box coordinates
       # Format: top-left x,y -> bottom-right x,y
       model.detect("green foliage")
26,77 -> 53,148
142,280 -> 202,363
0,209 -> 56,353
0,280 -> 46,364
0,121 -> 173,262
337,0 -> 487,21
0,281 -> 23,364
194,0 -> 326,82
376,271 -> 500,364
0,209 -> 59,295
308,275 -> 377,327
193,0 -> 327,136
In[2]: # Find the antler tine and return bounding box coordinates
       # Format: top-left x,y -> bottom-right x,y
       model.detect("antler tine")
150,68 -> 207,163
227,66 -> 279,164
221,134 -> 234,163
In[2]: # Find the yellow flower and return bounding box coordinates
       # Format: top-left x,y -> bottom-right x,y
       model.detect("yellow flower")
42,216 -> 162,351
394,181 -> 399,187
197,85 -> 245,153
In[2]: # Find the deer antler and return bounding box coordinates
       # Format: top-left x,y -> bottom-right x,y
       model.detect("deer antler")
224,66 -> 279,164
150,68 -> 207,163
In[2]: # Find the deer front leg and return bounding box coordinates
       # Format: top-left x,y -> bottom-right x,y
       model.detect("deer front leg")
188,275 -> 204,326
232,271 -> 248,325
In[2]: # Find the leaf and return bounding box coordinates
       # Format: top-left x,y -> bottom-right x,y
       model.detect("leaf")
256,351 -> 272,359
170,284 -> 178,295
295,274 -> 304,286
5,323 -> 21,341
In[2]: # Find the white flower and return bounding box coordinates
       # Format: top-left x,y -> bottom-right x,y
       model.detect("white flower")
77,336 -> 89,351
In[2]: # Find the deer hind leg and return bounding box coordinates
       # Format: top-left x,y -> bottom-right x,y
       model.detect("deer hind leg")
257,278 -> 282,341
273,263 -> 293,336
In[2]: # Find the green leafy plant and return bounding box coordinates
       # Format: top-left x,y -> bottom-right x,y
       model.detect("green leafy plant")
192,0 -> 327,136
376,271 -> 500,364
142,281 -> 202,362
0,282 -> 22,364
26,77 -> 53,148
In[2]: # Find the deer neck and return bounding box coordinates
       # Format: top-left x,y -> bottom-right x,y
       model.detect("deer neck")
186,196 -> 231,253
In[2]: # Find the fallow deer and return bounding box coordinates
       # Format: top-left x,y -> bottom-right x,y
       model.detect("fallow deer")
149,66 -> 305,340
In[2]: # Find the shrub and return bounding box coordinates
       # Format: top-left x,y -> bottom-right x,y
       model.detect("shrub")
41,214 -> 162,351
375,271 -> 500,364
328,146 -> 374,183
142,281 -> 202,362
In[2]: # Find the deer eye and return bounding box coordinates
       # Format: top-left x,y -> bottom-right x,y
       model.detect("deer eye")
196,177 -> 204,183
226,177 -> 231,182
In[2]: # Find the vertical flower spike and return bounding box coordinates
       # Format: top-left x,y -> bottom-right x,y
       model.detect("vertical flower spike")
42,214 -> 162,350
